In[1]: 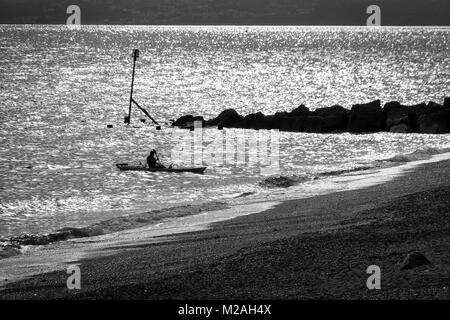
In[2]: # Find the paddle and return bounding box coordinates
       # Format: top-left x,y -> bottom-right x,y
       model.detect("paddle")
152,151 -> 171,169
155,155 -> 174,169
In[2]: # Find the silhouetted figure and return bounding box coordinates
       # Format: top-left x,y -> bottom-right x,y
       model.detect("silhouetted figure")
147,149 -> 165,168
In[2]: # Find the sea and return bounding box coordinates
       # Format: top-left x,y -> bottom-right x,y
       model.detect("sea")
0,25 -> 449,238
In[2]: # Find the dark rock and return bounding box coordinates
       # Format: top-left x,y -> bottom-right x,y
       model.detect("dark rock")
302,112 -> 348,133
401,103 -> 428,132
383,101 -> 410,128
409,102 -> 427,114
303,116 -> 324,133
238,112 -> 271,130
172,115 -> 193,127
174,98 -> 449,135
56,227 -> 104,238
206,109 -> 243,128
382,101 -> 427,131
387,112 -> 410,128
6,227 -> 105,249
427,101 -> 444,109
172,115 -> 205,128
312,105 -> 348,117
444,97 -> 450,107
418,109 -> 450,133
408,103 -> 428,115
290,104 -> 310,117
400,252 -> 430,270
311,105 -> 349,133
275,116 -> 304,132
347,100 -> 386,133
351,99 -> 381,113
238,113 -> 304,132
274,111 -> 290,118
10,234 -> 51,246
0,246 -> 21,258
390,123 -> 411,133
383,101 -> 402,113
259,176 -> 307,188
322,113 -> 349,133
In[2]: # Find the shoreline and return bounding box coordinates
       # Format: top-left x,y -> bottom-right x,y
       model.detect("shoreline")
0,153 -> 449,298
2,146 -> 449,247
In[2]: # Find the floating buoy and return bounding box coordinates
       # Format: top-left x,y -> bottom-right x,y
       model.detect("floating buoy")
107,124 -> 113,128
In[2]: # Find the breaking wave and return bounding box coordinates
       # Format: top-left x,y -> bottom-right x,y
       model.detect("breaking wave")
0,201 -> 228,258
379,147 -> 450,164
258,146 -> 450,190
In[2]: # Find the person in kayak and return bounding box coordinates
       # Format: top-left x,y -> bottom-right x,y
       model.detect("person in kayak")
147,149 -> 165,168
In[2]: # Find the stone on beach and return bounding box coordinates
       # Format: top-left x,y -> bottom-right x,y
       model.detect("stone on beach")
400,252 -> 431,270
0,245 -> 21,258
5,227 -> 104,248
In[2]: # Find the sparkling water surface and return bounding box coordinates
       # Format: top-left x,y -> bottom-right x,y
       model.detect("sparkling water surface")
0,25 -> 449,237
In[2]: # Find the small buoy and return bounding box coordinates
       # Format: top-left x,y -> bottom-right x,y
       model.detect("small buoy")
107,124 -> 113,128
156,126 -> 161,130
140,119 -> 146,123
218,125 -> 223,130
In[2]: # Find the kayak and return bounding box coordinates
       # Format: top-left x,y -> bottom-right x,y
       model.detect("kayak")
116,163 -> 207,174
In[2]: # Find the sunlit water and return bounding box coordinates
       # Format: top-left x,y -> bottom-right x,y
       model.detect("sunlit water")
0,25 -> 449,237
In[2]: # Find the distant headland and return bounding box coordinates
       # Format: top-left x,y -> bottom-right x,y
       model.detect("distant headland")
0,0 -> 449,26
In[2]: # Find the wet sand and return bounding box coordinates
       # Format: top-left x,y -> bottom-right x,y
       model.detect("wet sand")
1,159 -> 449,299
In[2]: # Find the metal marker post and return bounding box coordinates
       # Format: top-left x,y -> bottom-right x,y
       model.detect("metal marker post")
126,49 -> 140,124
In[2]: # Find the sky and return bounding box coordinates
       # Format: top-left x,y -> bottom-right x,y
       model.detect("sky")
0,0 -> 449,25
